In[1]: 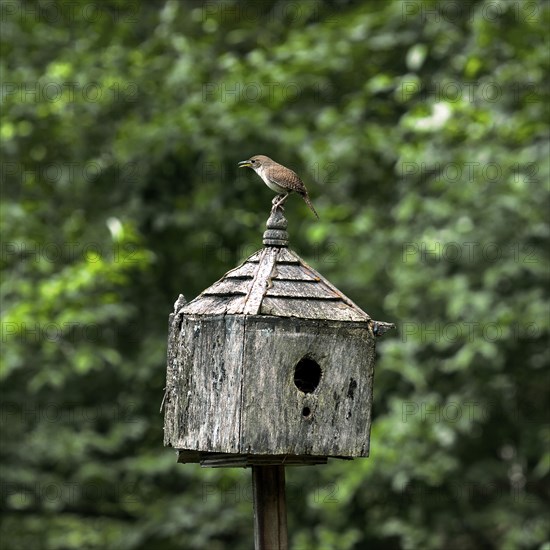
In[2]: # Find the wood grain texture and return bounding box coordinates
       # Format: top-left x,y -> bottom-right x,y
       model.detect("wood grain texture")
240,317 -> 375,457
271,264 -> 319,281
243,248 -> 278,315
164,316 -> 245,452
192,453 -> 330,467
253,466 -> 288,550
202,278 -> 249,296
265,280 -> 339,299
225,262 -> 257,278
260,297 -> 367,322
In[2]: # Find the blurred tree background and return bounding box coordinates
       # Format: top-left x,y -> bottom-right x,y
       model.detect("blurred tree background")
1,0 -> 549,548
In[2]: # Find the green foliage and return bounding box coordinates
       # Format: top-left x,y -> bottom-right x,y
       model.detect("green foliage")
1,0 -> 548,548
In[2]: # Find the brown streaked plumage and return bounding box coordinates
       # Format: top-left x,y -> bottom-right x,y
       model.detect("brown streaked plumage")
238,155 -> 319,219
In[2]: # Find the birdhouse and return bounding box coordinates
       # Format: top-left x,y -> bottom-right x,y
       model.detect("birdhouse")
163,209 -> 394,466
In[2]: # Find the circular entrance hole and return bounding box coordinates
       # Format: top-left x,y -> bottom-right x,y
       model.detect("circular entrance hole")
302,407 -> 311,417
294,357 -> 322,394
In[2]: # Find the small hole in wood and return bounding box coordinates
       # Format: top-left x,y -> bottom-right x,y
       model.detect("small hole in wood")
294,357 -> 322,393
302,407 -> 311,417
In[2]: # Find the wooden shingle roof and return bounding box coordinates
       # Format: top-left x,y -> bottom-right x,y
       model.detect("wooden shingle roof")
182,241 -> 372,323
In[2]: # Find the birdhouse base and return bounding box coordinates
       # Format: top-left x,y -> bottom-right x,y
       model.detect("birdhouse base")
176,450 -> 354,467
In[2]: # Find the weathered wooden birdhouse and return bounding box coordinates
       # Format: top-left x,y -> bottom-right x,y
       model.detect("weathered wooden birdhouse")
163,209 -> 393,467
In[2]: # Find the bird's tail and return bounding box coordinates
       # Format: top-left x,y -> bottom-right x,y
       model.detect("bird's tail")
302,193 -> 320,219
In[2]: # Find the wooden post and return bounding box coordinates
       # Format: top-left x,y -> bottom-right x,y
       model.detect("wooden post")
252,465 -> 288,550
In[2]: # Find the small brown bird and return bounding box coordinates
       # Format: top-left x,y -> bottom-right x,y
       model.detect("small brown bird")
238,155 -> 319,219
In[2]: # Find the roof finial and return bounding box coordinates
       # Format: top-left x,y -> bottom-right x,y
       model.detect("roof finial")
263,206 -> 289,247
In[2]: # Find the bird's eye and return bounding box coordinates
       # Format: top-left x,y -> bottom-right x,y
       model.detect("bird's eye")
251,159 -> 256,163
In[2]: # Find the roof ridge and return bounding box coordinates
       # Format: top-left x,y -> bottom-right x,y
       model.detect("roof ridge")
242,247 -> 278,315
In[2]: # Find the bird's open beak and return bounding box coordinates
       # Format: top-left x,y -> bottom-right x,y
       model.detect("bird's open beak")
238,160 -> 251,168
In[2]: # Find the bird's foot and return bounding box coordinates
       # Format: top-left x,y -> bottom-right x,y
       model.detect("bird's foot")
271,202 -> 285,215
273,193 -> 289,208
271,194 -> 289,214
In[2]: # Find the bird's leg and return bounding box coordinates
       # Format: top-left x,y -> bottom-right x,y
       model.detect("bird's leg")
271,193 -> 284,212
271,193 -> 289,214
273,193 -> 289,208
